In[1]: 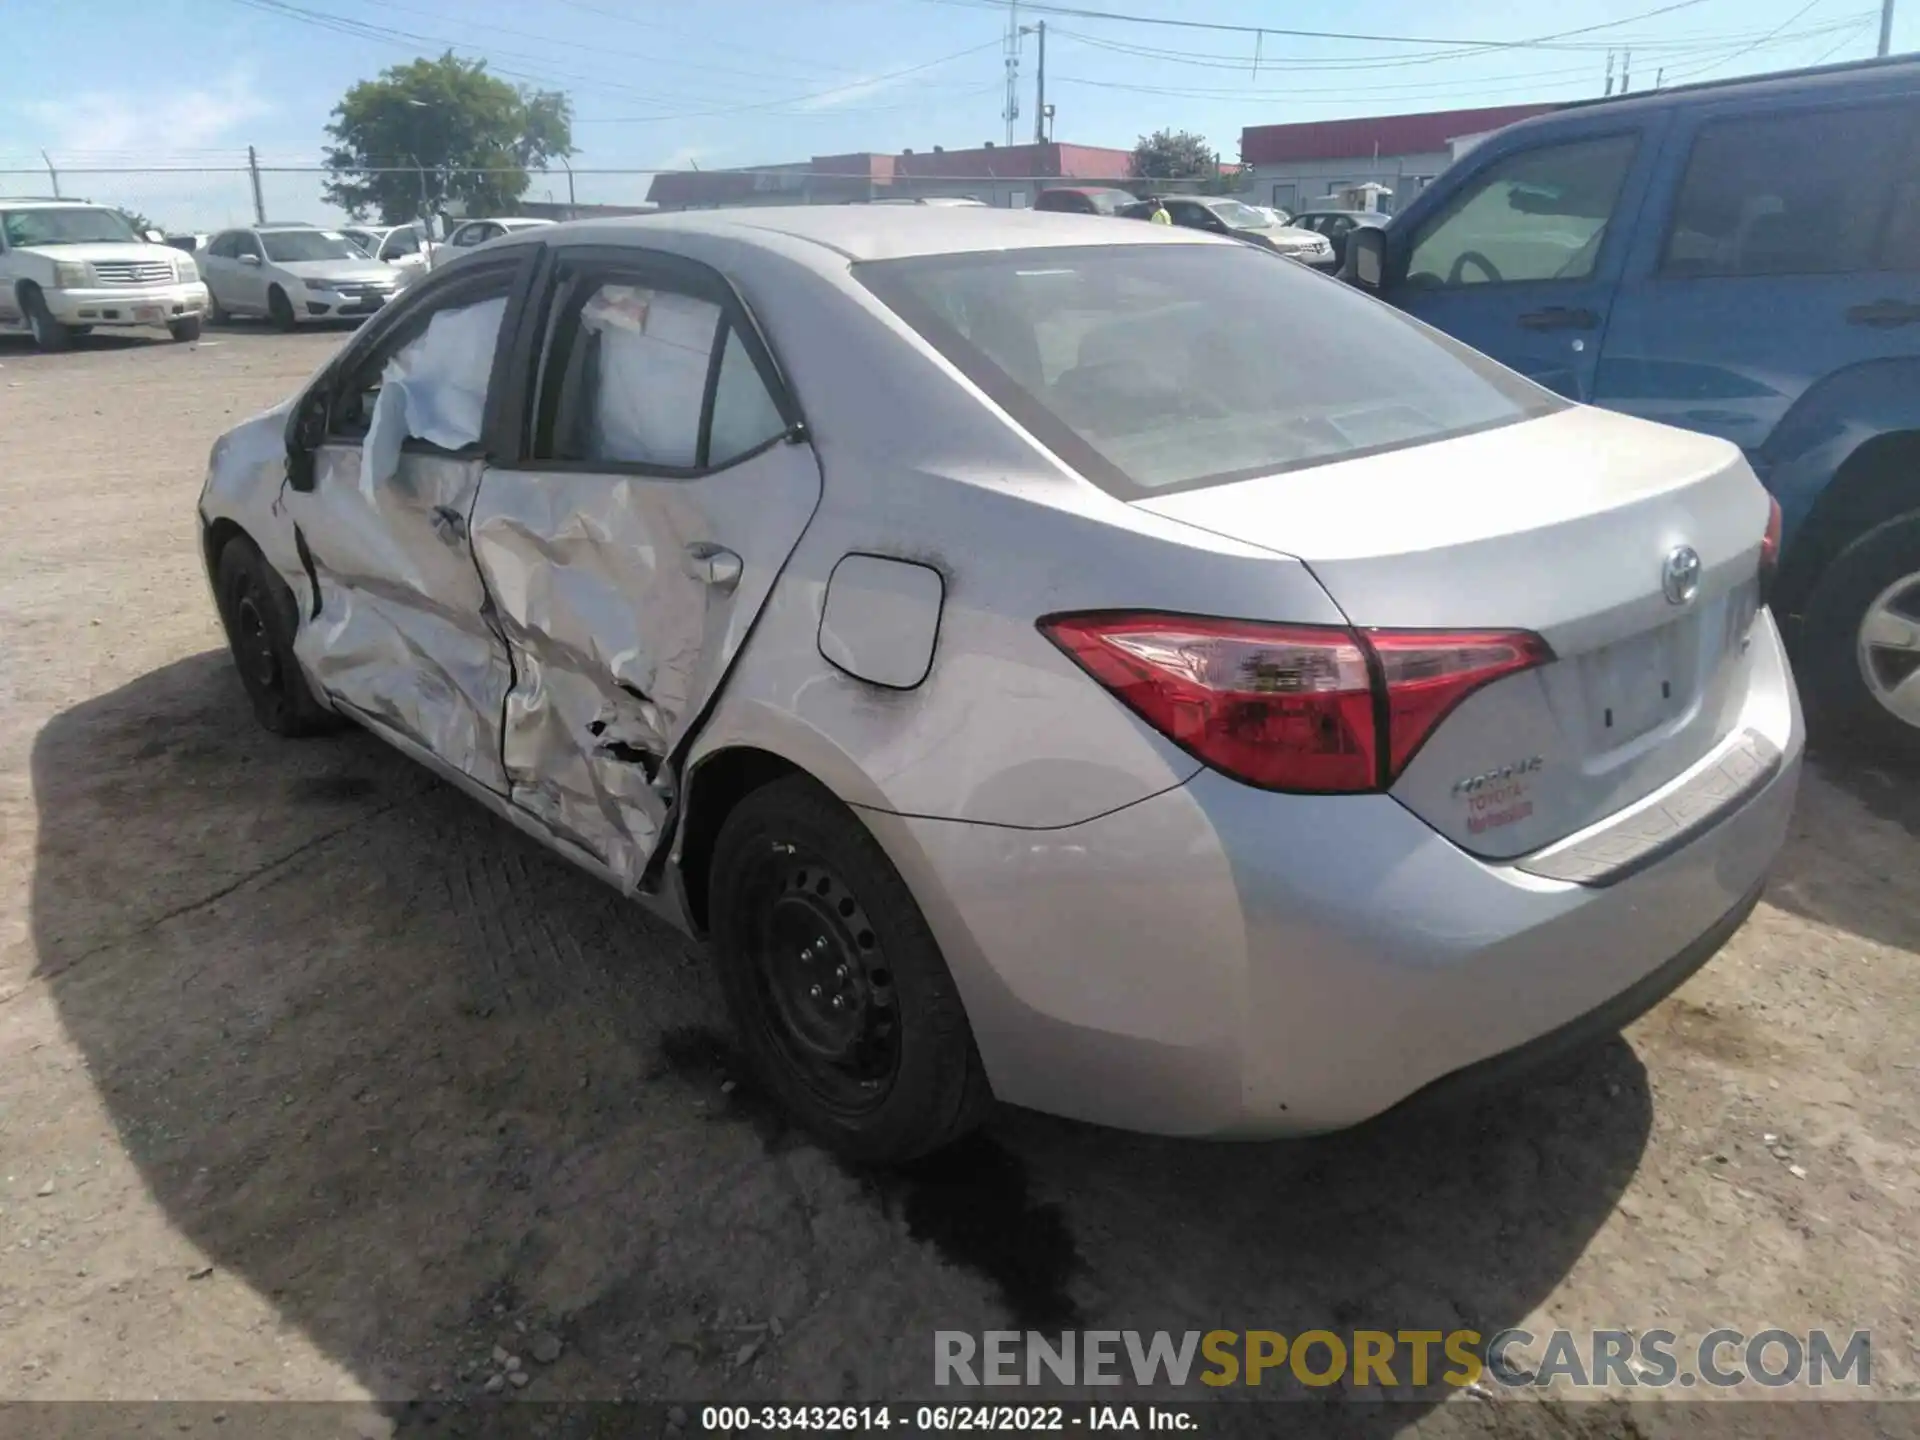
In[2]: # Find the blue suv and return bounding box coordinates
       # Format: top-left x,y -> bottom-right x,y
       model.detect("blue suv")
1348,57 -> 1920,746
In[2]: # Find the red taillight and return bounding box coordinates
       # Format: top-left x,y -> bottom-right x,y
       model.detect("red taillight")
1040,612 -> 1551,794
1759,495 -> 1783,604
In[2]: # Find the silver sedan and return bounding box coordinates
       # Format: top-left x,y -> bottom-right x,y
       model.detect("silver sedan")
197,208 -> 1801,1162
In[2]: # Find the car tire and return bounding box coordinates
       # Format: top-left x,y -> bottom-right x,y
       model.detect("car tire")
267,286 -> 297,332
168,315 -> 203,343
1797,510 -> 1920,753
708,774 -> 991,1164
213,534 -> 338,737
19,285 -> 72,352
206,289 -> 229,326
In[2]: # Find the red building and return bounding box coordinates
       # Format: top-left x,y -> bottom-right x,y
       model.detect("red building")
1239,102 -> 1559,213
647,140 -> 1135,210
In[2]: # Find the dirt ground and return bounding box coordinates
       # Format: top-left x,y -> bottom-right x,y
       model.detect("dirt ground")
0,325 -> 1917,1435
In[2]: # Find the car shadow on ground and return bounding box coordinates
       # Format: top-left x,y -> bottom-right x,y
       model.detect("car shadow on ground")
31,651 -> 1654,1428
1761,735 -> 1920,955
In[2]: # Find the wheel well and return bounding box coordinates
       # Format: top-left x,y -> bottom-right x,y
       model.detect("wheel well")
202,518 -> 249,591
1778,430 -> 1920,621
676,747 -> 802,933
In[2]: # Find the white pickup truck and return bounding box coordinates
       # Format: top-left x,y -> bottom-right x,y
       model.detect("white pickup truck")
1,199 -> 209,350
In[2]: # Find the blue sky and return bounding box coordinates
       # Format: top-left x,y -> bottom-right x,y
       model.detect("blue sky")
2,0 -> 1912,229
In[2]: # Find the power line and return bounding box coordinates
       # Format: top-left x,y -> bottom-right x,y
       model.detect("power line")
900,0 -> 1722,48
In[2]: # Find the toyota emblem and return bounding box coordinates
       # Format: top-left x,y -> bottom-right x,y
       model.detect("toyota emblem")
1662,545 -> 1702,606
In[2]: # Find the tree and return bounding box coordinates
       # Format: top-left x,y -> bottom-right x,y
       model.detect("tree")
323,53 -> 574,224
115,208 -> 159,236
1129,129 -> 1217,182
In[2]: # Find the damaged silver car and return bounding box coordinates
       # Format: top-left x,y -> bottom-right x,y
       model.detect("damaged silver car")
200,209 -> 1800,1163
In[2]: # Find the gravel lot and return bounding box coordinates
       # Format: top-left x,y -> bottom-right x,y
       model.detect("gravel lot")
1,325 -> 1916,1433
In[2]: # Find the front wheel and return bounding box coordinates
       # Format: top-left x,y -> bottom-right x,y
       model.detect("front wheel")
20,286 -> 72,352
213,535 -> 338,737
267,286 -> 297,332
1798,511 -> 1920,752
708,776 -> 990,1164
168,315 -> 203,343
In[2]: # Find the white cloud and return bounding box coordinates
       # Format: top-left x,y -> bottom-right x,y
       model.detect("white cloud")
793,72 -> 909,112
10,69 -> 278,231
22,68 -> 271,158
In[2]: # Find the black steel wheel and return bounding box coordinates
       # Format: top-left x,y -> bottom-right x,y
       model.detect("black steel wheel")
214,535 -> 337,737
709,775 -> 990,1163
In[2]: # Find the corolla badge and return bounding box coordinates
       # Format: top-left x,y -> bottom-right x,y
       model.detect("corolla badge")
1662,545 -> 1702,606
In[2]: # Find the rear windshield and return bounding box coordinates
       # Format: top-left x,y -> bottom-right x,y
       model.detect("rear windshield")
855,243 -> 1561,497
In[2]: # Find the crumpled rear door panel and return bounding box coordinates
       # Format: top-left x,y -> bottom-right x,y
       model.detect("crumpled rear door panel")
470,442 -> 822,888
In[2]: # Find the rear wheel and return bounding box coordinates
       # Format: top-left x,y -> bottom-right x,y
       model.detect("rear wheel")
1799,511 -> 1920,752
267,286 -> 297,332
168,315 -> 203,343
214,535 -> 337,737
20,286 -> 72,352
708,776 -> 990,1164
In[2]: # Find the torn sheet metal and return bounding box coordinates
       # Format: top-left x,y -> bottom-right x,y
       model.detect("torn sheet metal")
362,295 -> 507,491
471,442 -> 822,890
287,443 -> 512,791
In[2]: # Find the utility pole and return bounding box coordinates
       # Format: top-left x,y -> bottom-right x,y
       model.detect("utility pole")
1879,0 -> 1895,55
1622,49 -> 1632,93
1033,21 -> 1047,144
247,145 -> 265,223
40,150 -> 59,198
1002,0 -> 1020,148
1604,51 -> 1615,96
561,156 -> 576,218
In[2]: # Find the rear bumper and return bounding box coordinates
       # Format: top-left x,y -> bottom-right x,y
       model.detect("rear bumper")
869,612 -> 1802,1138
45,281 -> 206,325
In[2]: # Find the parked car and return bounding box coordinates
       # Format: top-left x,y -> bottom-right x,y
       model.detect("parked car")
339,222 -> 437,286
0,199 -> 207,349
1287,208 -> 1389,268
1123,195 -> 1336,267
443,217 -> 555,250
1344,55 -> 1920,746
163,232 -> 211,256
198,208 -> 1798,1161
863,196 -> 990,207
1034,186 -> 1137,216
197,224 -> 404,329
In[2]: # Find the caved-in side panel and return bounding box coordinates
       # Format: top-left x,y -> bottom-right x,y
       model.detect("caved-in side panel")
285,443 -> 512,792
472,444 -> 823,888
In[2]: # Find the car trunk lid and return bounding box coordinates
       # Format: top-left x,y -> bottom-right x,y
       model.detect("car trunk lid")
1134,406 -> 1771,857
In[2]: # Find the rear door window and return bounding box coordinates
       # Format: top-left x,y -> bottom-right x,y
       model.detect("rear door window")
1661,102 -> 1919,277
529,267 -> 790,473
1407,133 -> 1638,287
858,243 -> 1560,498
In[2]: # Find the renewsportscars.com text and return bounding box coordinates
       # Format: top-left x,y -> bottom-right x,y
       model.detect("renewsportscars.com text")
934,1328 -> 1871,1391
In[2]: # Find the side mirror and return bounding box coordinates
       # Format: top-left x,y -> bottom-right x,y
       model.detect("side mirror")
1346,227 -> 1387,291
287,393 -> 328,493
240,252 -> 262,267
143,229 -> 165,244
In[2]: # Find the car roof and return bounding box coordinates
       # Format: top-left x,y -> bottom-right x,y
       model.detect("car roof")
0,198 -> 114,209
495,205 -> 1219,263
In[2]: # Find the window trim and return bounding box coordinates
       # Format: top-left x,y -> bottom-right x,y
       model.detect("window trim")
854,243 -> 1563,502
1399,128 -> 1644,292
493,242 -> 804,481
1652,98 -> 1920,283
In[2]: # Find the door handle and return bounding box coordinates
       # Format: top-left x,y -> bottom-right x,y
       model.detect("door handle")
430,505 -> 467,542
1845,299 -> 1920,328
685,541 -> 743,591
1517,307 -> 1600,331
